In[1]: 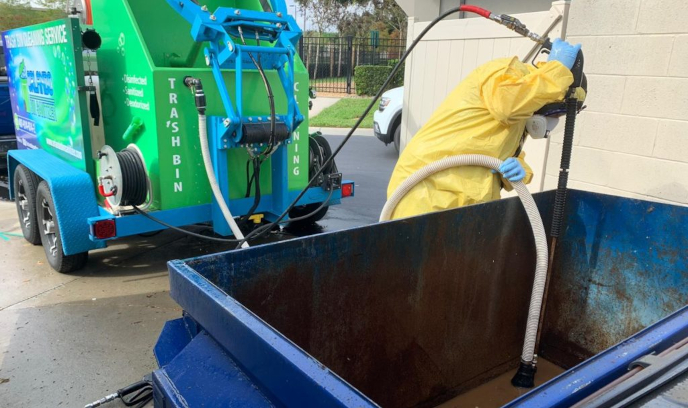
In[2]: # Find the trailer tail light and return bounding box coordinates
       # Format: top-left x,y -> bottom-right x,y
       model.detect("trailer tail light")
92,220 -> 116,239
342,182 -> 354,198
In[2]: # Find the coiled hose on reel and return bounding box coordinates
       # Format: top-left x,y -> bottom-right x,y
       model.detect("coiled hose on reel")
380,154 -> 548,368
116,148 -> 148,207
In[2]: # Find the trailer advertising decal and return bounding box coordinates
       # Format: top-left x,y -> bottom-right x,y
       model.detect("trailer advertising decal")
1,19 -> 91,172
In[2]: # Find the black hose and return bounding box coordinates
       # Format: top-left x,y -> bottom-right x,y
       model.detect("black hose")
237,6 -> 467,246
550,96 -> 578,238
133,205 -> 244,243
117,149 -> 147,207
241,158 -> 262,225
238,27 -> 276,157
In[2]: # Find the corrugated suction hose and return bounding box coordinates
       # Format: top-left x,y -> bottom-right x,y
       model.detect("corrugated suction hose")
380,154 -> 548,365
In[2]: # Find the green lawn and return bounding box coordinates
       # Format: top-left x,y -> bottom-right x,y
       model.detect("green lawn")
310,98 -> 376,128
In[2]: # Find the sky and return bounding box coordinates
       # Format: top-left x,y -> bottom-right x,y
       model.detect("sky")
284,0 -> 310,31
27,0 -> 312,31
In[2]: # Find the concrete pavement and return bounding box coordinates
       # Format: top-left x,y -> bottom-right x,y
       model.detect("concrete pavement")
308,96 -> 339,118
0,133 -> 398,407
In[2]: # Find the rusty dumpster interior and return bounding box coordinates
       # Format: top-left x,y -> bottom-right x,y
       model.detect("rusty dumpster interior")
186,190 -> 688,407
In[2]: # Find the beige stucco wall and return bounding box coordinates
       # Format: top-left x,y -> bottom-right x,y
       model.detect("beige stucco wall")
543,0 -> 688,205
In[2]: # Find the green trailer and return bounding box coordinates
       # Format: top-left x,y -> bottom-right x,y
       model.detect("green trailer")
2,0 -> 353,272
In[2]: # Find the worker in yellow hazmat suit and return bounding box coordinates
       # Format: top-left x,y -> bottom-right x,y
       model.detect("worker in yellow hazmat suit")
387,39 -> 582,220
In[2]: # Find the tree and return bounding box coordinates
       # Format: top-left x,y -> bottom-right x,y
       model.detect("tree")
295,0 -> 344,34
294,0 -> 345,80
335,0 -> 407,37
0,0 -> 67,32
372,0 -> 407,38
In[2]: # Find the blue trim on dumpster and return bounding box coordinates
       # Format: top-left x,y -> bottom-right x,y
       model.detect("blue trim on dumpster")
153,329 -> 276,408
161,260 -> 378,408
506,305 -> 688,407
8,149 -> 105,254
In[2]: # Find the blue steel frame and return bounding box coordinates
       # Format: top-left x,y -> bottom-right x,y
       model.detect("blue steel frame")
163,0 -> 329,237
8,142 -> 348,249
165,0 -> 304,145
86,186 -> 345,241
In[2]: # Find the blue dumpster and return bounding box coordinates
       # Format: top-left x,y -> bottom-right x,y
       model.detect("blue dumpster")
153,190 -> 688,407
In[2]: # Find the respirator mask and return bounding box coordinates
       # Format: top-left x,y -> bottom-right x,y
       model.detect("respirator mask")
525,115 -> 560,139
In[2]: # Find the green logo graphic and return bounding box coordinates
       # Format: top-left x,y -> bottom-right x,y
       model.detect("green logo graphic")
18,60 -> 31,114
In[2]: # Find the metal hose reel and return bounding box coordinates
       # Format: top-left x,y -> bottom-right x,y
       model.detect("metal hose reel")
97,145 -> 148,208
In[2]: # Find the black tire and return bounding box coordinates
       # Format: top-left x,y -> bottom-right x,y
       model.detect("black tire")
35,181 -> 89,273
311,134 -> 334,174
393,124 -> 401,154
289,135 -> 334,224
289,203 -> 329,223
14,164 -> 41,245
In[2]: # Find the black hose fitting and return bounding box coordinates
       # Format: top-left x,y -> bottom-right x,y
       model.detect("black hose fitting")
184,76 -> 206,114
512,361 -> 537,388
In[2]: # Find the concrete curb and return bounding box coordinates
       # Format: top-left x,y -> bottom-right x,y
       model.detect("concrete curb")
309,127 -> 375,137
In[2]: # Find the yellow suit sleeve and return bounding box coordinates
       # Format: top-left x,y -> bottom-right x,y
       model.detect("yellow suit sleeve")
480,58 -> 574,126
501,151 -> 534,192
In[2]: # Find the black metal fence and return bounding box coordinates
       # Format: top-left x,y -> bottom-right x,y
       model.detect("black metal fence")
299,36 -> 406,94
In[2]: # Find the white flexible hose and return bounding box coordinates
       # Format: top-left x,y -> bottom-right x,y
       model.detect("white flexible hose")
380,154 -> 547,364
198,114 -> 250,248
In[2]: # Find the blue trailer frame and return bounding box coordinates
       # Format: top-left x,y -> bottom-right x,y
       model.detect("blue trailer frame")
7,149 -> 351,254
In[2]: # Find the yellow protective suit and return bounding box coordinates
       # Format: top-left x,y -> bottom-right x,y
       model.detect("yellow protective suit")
387,57 -> 574,220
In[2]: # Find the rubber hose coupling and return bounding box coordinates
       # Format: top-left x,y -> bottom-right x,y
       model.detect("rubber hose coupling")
511,361 -> 537,388
183,76 -> 206,114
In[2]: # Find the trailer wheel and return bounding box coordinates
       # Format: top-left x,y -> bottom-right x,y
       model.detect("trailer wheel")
288,203 -> 329,223
289,134 -> 334,224
35,181 -> 88,273
14,164 -> 41,245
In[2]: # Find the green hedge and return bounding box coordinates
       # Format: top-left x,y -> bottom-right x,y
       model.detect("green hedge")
354,64 -> 404,96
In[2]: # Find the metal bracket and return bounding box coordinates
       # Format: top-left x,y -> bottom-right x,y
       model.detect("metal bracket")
168,0 -> 304,147
324,173 -> 343,191
629,354 -> 662,370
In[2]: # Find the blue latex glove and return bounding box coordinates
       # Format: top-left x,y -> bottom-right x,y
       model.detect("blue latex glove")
548,38 -> 582,70
498,158 -> 526,182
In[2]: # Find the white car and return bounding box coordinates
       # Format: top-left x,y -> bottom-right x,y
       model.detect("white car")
373,86 -> 403,153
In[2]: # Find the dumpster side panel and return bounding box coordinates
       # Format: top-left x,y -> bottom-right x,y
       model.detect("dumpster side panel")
541,190 -> 688,368
185,192 -> 556,407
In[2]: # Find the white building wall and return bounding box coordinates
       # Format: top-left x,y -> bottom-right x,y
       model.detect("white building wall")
543,0 -> 688,205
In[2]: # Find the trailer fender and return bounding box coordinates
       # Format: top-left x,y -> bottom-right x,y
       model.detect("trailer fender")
8,149 -> 105,255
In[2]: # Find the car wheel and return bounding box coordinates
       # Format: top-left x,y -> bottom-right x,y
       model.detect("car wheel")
36,181 -> 89,273
393,124 -> 401,154
14,164 -> 41,245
